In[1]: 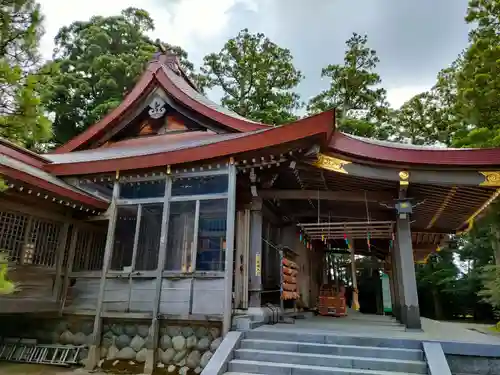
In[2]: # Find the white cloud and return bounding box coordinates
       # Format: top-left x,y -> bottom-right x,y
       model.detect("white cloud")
386,85 -> 432,109
37,0 -> 434,112
38,0 -> 255,60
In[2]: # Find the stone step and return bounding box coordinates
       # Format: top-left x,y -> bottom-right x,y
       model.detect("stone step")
240,339 -> 424,361
234,349 -> 427,374
229,359 -> 424,375
245,330 -> 422,350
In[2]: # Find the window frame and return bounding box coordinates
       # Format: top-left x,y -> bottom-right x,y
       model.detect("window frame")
110,168 -> 231,276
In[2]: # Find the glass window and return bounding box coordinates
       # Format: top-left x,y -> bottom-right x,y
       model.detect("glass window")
196,199 -> 227,271
164,201 -> 196,271
135,203 -> 164,271
78,180 -> 114,200
171,175 -> 228,197
120,179 -> 166,199
111,206 -> 138,270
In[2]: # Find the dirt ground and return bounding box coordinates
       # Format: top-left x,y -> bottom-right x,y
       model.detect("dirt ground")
0,364 -> 96,375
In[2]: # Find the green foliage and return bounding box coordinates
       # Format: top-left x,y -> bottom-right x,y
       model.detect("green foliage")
451,0 -> 500,147
42,7 -> 196,145
0,0 -> 51,149
392,57 -> 466,146
308,33 -> 390,139
0,252 -> 17,295
478,265 -> 500,308
416,249 -> 461,319
200,28 -> 304,125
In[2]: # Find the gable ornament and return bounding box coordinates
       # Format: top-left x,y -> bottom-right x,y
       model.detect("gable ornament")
148,97 -> 166,119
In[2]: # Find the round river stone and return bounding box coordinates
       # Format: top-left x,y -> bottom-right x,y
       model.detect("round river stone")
115,334 -> 131,350
172,336 -> 186,351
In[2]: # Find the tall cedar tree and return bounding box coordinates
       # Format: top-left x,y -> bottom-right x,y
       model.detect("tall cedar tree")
0,0 -> 51,150
393,61 -> 465,147
42,8 -> 196,145
200,28 -> 303,125
308,33 -> 390,139
454,0 -> 500,147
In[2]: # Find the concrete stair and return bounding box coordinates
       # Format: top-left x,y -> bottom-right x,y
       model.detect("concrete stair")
225,329 -> 427,375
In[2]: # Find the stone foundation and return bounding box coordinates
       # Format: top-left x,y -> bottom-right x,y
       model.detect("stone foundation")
99,319 -> 222,374
0,315 -> 222,374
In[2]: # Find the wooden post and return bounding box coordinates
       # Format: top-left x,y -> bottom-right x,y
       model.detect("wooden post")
83,231 -> 94,271
396,215 -> 421,330
350,239 -> 359,311
234,209 -> 250,309
144,177 -> 172,375
223,163 -> 237,336
86,179 -> 120,370
53,220 -> 70,301
127,204 -> 142,312
59,227 -> 78,313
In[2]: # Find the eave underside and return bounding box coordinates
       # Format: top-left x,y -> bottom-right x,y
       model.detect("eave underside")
243,162 -> 499,259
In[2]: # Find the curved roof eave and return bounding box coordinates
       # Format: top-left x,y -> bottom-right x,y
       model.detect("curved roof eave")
156,65 -> 269,133
329,132 -> 500,167
0,137 -> 50,168
45,110 -> 334,176
53,59 -> 271,154
0,155 -> 108,209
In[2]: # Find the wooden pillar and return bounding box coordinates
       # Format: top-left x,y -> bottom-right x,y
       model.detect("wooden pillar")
86,179 -> 120,370
144,177 -> 172,375
59,226 -> 78,312
395,215 -> 421,330
390,252 -> 401,321
350,240 -> 359,311
248,198 -> 263,308
394,236 -> 405,323
223,163 -> 237,336
234,209 -> 250,309
53,220 -> 70,301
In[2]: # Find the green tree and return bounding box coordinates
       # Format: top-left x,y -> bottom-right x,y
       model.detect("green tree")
452,0 -> 500,148
42,8 -> 196,145
416,248 -> 460,320
308,33 -> 390,139
393,62 -> 465,147
200,28 -> 303,125
0,0 -> 51,149
393,92 -> 437,145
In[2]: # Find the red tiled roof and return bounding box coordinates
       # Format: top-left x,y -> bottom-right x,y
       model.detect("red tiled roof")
45,110 -> 335,176
329,133 -> 500,166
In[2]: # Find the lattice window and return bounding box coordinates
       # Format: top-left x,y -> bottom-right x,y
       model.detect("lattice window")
30,218 -> 63,267
0,210 -> 28,261
72,229 -> 106,272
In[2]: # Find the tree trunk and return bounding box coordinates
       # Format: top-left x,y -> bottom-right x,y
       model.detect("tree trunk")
491,225 -> 500,267
432,288 -> 444,320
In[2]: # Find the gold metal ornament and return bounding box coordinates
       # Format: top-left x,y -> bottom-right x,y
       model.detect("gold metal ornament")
313,153 -> 351,174
480,171 -> 500,186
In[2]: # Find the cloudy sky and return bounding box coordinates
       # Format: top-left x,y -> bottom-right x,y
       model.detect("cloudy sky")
38,0 -> 471,109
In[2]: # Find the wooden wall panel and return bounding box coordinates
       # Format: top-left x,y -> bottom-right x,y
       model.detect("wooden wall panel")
191,278 -> 224,315
68,278 -> 100,310
159,278 -> 190,315
7,265 -> 54,299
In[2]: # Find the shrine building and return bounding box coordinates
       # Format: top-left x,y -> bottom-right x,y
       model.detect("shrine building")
1,51 -> 500,372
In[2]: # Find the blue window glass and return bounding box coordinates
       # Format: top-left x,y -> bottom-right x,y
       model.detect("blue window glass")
120,179 -> 166,199
196,199 -> 227,271
171,175 -> 228,196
